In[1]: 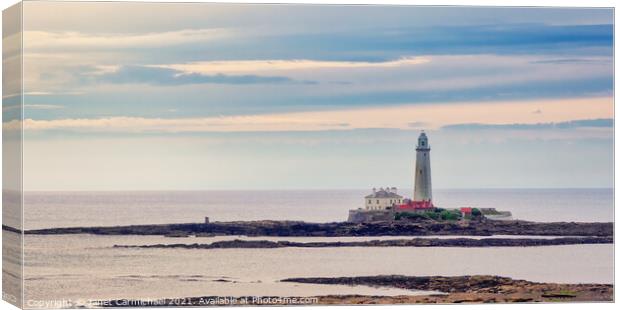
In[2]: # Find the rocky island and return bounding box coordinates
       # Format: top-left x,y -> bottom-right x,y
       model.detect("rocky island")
282,275 -> 614,303
95,275 -> 613,306
113,236 -> 613,249
17,219 -> 613,237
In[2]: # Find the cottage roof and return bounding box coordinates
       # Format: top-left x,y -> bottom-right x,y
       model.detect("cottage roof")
397,200 -> 434,210
365,189 -> 403,199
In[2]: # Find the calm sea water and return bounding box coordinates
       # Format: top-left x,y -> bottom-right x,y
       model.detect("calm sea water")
20,233 -> 614,305
22,188 -> 614,229
13,189 -> 614,306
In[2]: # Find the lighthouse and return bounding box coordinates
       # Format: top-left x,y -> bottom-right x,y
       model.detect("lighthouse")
348,131 -> 436,222
413,131 -> 432,202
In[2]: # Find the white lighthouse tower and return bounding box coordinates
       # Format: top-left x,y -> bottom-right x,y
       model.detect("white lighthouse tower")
413,131 -> 432,202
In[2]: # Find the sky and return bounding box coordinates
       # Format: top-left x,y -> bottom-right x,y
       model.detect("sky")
4,2 -> 614,191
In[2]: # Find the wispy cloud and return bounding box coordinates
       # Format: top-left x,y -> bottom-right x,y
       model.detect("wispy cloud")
153,57 -> 431,75
23,29 -> 231,50
7,97 -> 611,133
94,65 -> 307,86
85,57 -> 430,86
529,58 -> 612,65
408,121 -> 430,129
442,118 -> 613,130
25,104 -> 65,110
5,115 -> 348,133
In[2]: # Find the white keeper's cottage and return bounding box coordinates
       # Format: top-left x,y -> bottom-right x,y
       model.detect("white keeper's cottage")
364,187 -> 403,210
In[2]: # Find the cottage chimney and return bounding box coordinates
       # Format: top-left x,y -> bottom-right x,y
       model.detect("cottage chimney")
372,187 -> 376,194
392,187 -> 397,194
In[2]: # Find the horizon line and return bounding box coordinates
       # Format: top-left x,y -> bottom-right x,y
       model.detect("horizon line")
17,187 -> 614,193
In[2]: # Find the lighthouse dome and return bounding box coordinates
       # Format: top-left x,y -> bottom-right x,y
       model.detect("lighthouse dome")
417,132 -> 429,149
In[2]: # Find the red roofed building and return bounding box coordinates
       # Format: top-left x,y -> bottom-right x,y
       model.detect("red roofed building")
460,207 -> 472,218
396,199 -> 434,213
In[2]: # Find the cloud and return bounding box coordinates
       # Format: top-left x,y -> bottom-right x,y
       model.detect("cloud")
6,97 -> 612,134
5,116 -> 348,133
529,58 -> 612,65
25,104 -> 65,110
442,118 -> 613,131
20,25 -> 612,101
153,57 -> 431,75
16,51 -> 613,122
23,29 -> 231,50
407,122 -> 429,129
219,24 -> 612,61
94,65 -> 308,85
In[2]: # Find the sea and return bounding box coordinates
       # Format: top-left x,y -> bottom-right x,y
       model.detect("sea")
20,188 -> 614,229
5,188 -> 615,307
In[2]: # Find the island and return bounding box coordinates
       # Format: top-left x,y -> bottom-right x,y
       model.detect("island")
93,275 -> 613,306
15,218 -> 612,237
112,236 -> 613,249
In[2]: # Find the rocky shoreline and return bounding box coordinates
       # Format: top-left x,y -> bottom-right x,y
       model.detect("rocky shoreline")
282,275 -> 613,303
15,219 -> 613,237
113,236 -> 613,249
95,275 -> 613,306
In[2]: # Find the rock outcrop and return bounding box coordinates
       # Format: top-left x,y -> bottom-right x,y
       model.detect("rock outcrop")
282,275 -> 613,303
113,236 -> 613,249
21,219 -> 613,237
